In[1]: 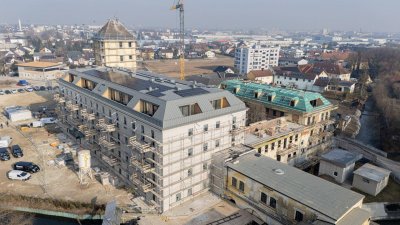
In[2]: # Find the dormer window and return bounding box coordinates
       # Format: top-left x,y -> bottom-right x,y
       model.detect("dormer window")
180,103 -> 202,117
211,97 -> 230,110
139,100 -> 159,116
254,90 -> 262,98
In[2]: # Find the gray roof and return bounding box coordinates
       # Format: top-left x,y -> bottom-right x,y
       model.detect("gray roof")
94,19 -> 135,40
321,149 -> 362,168
226,153 -> 364,221
61,68 -> 247,130
353,163 -> 391,182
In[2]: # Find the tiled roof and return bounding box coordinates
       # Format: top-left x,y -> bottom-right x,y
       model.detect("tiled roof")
221,80 -> 333,113
247,69 -> 273,78
95,19 -> 134,40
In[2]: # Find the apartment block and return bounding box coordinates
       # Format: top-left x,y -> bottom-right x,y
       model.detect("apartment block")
93,19 -> 137,70
54,67 -> 247,213
234,44 -> 280,75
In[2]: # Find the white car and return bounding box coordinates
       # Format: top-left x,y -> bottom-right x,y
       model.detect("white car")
7,170 -> 31,181
25,87 -> 34,92
0,90 -> 4,95
11,89 -> 17,94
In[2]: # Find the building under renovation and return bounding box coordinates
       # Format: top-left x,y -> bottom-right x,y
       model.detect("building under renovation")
93,19 -> 137,70
54,67 -> 247,212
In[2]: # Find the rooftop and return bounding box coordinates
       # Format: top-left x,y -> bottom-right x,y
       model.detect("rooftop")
62,68 -> 246,129
94,19 -> 135,40
321,149 -> 363,168
17,61 -> 62,68
226,153 -> 365,221
221,80 -> 333,113
353,163 -> 391,182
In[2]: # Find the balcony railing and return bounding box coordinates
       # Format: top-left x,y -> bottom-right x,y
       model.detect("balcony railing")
129,136 -> 154,153
98,136 -> 117,149
131,156 -> 155,174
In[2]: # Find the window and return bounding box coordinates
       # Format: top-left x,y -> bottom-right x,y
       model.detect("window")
203,163 -> 207,170
362,178 -> 370,183
188,128 -> 193,136
128,42 -> 132,47
120,56 -> 124,62
203,124 -> 208,132
260,192 -> 268,204
180,103 -> 202,116
333,171 -> 338,176
188,148 -> 193,157
129,55 -> 133,59
269,197 -> 276,208
239,181 -> 245,192
215,139 -> 220,148
277,155 -> 281,161
203,143 -> 208,151
119,42 -> 123,48
295,210 -> 304,222
132,121 -> 136,130
188,188 -> 192,196
188,168 -> 192,176
140,100 -> 159,116
232,177 -> 237,187
258,147 -> 262,153
265,145 -> 268,152
123,117 -> 127,125
176,193 -> 181,202
216,121 -> 220,129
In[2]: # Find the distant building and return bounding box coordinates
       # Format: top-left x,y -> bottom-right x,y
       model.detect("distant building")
156,49 -> 174,59
140,49 -> 155,60
185,73 -> 243,86
353,163 -> 391,196
319,149 -> 362,183
93,19 -> 137,69
17,61 -> 68,81
278,57 -> 308,67
246,69 -> 274,84
211,150 -> 371,225
234,44 -> 280,75
213,66 -> 234,77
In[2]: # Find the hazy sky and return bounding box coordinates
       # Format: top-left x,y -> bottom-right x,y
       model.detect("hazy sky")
1,0 -> 399,32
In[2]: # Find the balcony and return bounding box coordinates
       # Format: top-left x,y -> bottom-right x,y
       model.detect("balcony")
66,101 -> 79,111
130,174 -> 154,193
78,124 -> 87,132
98,136 -> 117,149
277,144 -> 298,155
230,125 -> 245,134
102,154 -> 120,167
129,136 -> 154,153
67,117 -> 82,126
131,156 -> 155,173
96,118 -> 117,132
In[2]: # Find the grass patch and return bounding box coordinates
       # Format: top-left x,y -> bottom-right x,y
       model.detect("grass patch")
352,177 -> 400,203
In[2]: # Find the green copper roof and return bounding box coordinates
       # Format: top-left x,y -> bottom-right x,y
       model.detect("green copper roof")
221,80 -> 332,113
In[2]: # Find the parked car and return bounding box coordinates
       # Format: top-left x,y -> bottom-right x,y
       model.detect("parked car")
33,86 -> 40,91
7,170 -> 31,181
0,148 -> 10,161
0,90 -> 4,95
39,86 -> 46,91
13,161 -> 40,173
17,80 -> 29,86
11,89 -> 17,94
10,145 -> 23,158
47,86 -> 53,90
40,117 -> 58,124
18,89 -> 25,93
5,90 -> 11,94
25,87 -> 33,92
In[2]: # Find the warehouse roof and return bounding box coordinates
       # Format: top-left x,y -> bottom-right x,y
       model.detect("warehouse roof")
353,163 -> 391,182
221,80 -> 333,113
321,149 -> 362,168
226,153 -> 364,221
17,61 -> 61,68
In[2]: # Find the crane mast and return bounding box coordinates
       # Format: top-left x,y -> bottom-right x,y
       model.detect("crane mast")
171,0 -> 185,80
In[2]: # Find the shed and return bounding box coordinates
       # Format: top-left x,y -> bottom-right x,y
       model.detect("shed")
4,106 -> 33,122
318,149 -> 362,183
353,163 -> 391,196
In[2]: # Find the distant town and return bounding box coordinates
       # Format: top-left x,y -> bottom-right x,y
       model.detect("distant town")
0,10 -> 400,225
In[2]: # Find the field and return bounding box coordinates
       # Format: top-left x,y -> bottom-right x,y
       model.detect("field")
142,55 -> 234,78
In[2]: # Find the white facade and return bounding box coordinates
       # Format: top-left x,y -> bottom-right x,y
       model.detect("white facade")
234,44 -> 280,75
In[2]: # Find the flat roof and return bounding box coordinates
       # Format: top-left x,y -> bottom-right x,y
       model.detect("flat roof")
17,61 -> 62,68
353,163 -> 391,182
226,153 -> 364,221
321,149 -> 362,167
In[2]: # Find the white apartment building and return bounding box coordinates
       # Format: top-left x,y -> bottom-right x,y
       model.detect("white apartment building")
55,68 -> 247,213
234,44 -> 280,75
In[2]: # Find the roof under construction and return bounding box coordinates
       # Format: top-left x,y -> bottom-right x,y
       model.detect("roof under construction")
94,19 -> 135,40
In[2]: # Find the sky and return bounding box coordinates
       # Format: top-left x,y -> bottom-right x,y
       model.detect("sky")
1,0 -> 399,32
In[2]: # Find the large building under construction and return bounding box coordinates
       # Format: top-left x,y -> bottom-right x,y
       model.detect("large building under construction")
54,67 -> 247,212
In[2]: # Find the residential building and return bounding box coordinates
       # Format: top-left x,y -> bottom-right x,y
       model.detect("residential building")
213,66 -> 235,78
234,44 -> 280,75
185,73 -> 243,86
318,149 -> 362,183
353,163 -> 391,196
55,67 -> 247,213
278,57 -> 308,67
140,49 -> 155,60
211,150 -> 370,225
247,69 -> 274,84
156,49 -> 174,59
93,19 -> 137,69
301,62 -> 351,81
17,62 -> 68,81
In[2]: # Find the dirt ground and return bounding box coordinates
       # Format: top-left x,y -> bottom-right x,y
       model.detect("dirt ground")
142,55 -> 234,78
0,92 -> 132,208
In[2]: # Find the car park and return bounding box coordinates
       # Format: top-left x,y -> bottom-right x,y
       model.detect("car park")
7,170 -> 31,181
10,145 -> 23,158
0,148 -> 10,161
13,161 -> 40,173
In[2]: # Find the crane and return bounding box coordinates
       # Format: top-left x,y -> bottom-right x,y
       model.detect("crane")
171,0 -> 185,80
